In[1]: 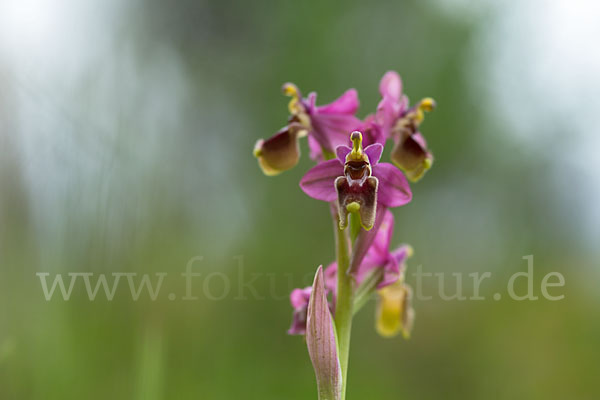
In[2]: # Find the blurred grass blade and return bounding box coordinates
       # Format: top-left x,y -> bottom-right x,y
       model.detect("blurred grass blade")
135,324 -> 164,400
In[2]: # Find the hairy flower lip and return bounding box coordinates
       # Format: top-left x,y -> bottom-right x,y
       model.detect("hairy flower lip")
337,132 -> 378,230
344,160 -> 370,181
335,175 -> 378,230
300,131 -> 412,230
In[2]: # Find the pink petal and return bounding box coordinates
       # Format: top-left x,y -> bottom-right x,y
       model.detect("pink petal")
308,89 -> 361,152
359,116 -> 386,147
288,313 -> 308,335
364,143 -> 383,165
378,259 -> 401,289
376,245 -> 412,289
300,159 -> 344,202
391,245 -> 411,266
335,145 -> 352,164
306,266 -> 342,400
412,132 -> 428,149
310,113 -> 362,152
370,209 -> 394,257
308,134 -> 324,161
315,89 -> 359,115
376,72 -> 407,139
379,71 -> 402,100
290,287 -> 312,309
378,245 -> 411,289
287,286 -> 313,335
306,92 -> 317,110
355,209 -> 394,283
373,163 -> 412,207
376,97 -> 407,139
324,262 -> 338,295
348,203 -> 388,275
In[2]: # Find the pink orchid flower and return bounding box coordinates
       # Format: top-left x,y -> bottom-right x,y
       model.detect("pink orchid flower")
376,71 -> 436,182
254,83 -> 361,175
300,131 -> 411,231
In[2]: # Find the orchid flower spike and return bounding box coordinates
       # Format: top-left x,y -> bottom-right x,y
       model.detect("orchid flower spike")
255,74 -> 436,400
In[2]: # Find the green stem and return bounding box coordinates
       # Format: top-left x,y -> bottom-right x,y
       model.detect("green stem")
334,216 -> 355,400
352,268 -> 383,315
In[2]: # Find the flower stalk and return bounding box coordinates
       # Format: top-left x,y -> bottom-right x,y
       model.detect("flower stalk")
334,218 -> 353,400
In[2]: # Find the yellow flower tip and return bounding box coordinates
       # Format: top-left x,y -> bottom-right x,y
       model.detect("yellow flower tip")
415,109 -> 425,124
253,140 -> 263,158
350,130 -> 362,144
405,245 -> 414,258
419,97 -> 436,112
361,220 -> 374,231
282,83 -> 304,114
423,157 -> 433,170
281,83 -> 299,98
346,201 -> 360,213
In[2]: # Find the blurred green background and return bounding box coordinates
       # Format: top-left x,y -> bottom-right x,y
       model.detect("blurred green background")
1,0 -> 599,399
